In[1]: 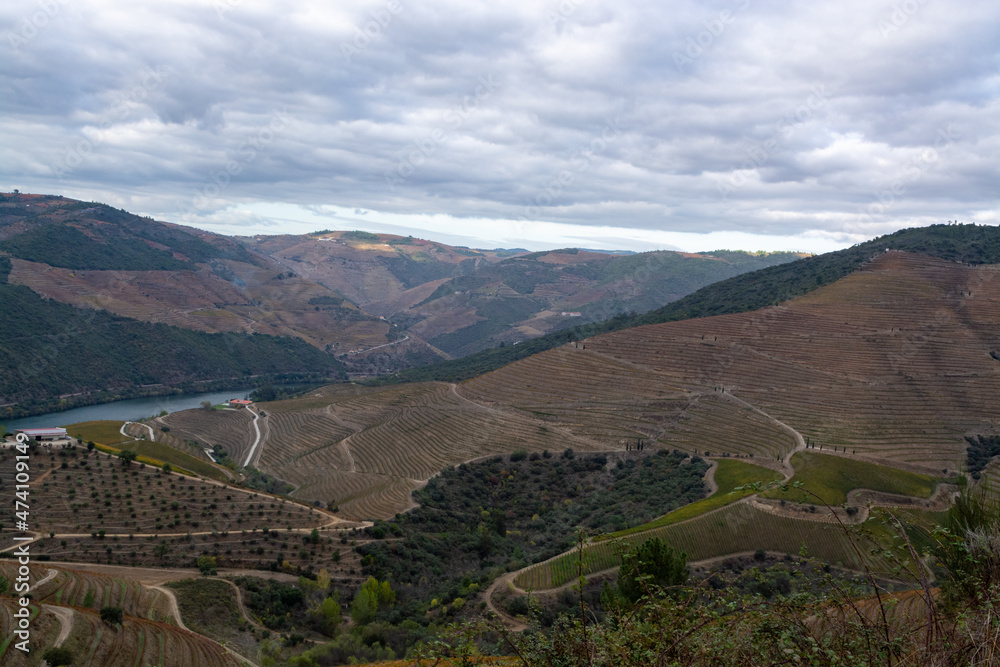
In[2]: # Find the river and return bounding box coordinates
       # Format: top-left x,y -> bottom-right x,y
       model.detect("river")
1,388 -> 253,431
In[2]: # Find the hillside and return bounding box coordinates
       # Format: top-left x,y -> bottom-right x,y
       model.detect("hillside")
253,230 -> 801,358
384,223 -> 1000,383
0,193 -> 391,351
151,243 -> 1000,523
463,250 -> 999,471
0,193 -> 803,410
5,228 -> 1000,666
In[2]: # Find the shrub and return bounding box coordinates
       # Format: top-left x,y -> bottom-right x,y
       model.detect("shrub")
100,606 -> 123,626
42,647 -> 74,666
197,555 -> 218,576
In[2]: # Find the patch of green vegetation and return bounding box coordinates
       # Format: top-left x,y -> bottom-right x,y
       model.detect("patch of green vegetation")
763,450 -> 942,506
427,296 -> 544,355
64,420 -> 130,446
307,294 -> 346,306
966,434 -> 1000,479
377,223 -> 1000,386
601,459 -> 783,539
0,280 -> 345,418
0,201 -> 255,271
242,467 -> 294,495
385,254 -> 462,288
341,230 -> 380,241
120,440 -> 228,481
358,450 -> 708,609
0,222 -> 193,270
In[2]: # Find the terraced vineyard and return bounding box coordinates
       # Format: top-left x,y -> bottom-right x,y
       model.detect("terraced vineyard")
153,408 -> 256,465
514,501 -> 897,590
762,450 -> 945,506
146,251 -> 998,523
661,394 -> 798,461
0,562 -> 173,622
0,445 -> 344,572
32,602 -> 244,667
575,253 -> 1000,470
165,382 -> 609,519
0,599 -> 59,667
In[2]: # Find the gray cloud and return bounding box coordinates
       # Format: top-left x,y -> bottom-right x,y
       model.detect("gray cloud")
1,0 -> 997,251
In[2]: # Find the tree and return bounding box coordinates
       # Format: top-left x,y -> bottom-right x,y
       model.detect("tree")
87,440 -> 95,451
201,400 -> 213,410
100,606 -> 124,626
197,555 -> 218,576
320,595 -> 342,628
350,585 -> 378,625
42,647 -> 74,666
118,449 -> 137,465
351,577 -> 395,625
83,590 -> 95,607
615,537 -> 689,604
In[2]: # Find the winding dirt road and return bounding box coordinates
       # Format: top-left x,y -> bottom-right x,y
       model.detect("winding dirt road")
241,407 -> 263,468
44,604 -> 74,648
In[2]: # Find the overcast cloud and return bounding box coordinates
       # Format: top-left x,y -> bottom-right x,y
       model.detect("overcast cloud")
1,0 -> 997,252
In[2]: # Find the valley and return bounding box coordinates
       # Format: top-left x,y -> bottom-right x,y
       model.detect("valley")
1,219 -> 999,666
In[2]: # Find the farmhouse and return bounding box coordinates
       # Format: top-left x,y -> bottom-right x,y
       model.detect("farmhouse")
229,398 -> 253,408
14,427 -> 68,441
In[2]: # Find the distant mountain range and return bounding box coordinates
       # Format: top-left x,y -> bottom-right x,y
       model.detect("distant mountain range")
0,192 -> 806,415
246,231 -> 802,359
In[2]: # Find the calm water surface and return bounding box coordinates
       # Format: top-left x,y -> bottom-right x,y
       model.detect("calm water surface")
2,389 -> 253,431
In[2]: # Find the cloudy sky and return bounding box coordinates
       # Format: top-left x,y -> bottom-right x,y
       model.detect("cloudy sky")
2,0 -> 997,253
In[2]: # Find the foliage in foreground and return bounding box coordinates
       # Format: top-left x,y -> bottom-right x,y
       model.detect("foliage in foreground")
415,489 -> 1000,667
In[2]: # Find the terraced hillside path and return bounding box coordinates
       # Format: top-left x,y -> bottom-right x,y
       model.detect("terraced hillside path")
717,391 -> 806,481
44,603 -> 74,648
241,406 -> 264,468
121,421 -> 156,441
35,568 -> 58,588
484,573 -> 530,633
322,406 -> 357,472
152,583 -> 263,667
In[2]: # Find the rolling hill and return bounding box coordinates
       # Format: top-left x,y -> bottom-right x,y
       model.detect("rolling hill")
154,237 -> 999,522
383,222 -> 1000,383
252,230 -> 802,358
0,191 -> 805,414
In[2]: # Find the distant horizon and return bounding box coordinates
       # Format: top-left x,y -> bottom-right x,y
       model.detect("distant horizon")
3,1 -> 994,260
7,189 -> 991,256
